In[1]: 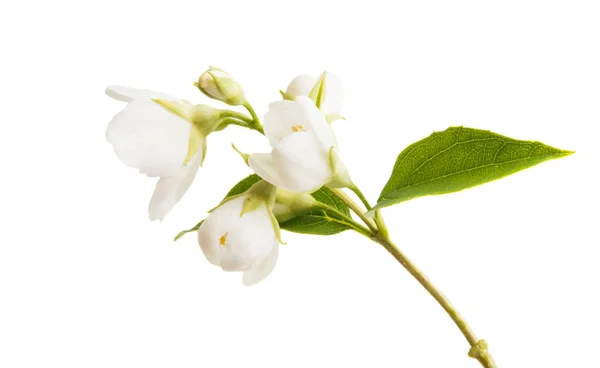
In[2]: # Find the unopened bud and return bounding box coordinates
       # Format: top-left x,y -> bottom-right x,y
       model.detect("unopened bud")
197,67 -> 246,106
273,188 -> 318,223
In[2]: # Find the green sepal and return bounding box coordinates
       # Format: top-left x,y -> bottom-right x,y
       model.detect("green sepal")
309,72 -> 326,109
327,146 -> 353,189
191,105 -> 221,135
200,136 -> 208,167
326,114 -> 345,123
241,197 -> 265,217
269,210 -> 285,244
238,180 -> 282,242
231,144 -> 250,165
369,126 -> 574,214
248,180 -> 276,205
208,180 -> 275,216
238,180 -> 276,215
152,99 -> 194,120
279,90 -> 295,100
185,126 -> 205,166
174,220 -> 204,241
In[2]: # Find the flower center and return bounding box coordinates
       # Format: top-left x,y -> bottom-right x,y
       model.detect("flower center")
291,125 -> 307,132
219,232 -> 228,246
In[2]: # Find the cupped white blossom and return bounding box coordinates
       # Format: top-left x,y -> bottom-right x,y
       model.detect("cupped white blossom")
106,85 -> 205,221
198,195 -> 279,286
248,96 -> 350,193
285,72 -> 343,118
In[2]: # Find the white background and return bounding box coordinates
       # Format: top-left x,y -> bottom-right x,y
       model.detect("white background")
1,1 -> 598,367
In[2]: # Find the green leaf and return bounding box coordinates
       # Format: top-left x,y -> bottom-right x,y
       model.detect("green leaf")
280,185 -> 352,236
175,174 -> 353,241
311,184 -> 350,215
371,126 -> 573,212
279,208 -> 354,235
225,174 -> 262,197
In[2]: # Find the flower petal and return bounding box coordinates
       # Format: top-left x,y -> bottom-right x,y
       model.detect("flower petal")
272,132 -> 331,193
263,97 -> 336,152
263,100 -> 307,146
248,153 -> 290,190
286,75 -> 316,98
199,199 -> 277,274
105,85 -> 175,102
222,207 -> 277,272
148,144 -> 204,221
198,197 -> 245,267
319,72 -> 344,116
294,96 -> 336,150
106,99 -> 192,177
243,242 -> 279,286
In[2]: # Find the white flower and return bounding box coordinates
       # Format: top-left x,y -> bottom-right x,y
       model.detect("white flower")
248,96 -> 351,193
285,72 -> 343,118
198,195 -> 279,286
106,85 -> 206,221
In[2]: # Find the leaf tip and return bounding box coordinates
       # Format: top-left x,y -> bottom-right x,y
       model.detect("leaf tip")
561,149 -> 575,157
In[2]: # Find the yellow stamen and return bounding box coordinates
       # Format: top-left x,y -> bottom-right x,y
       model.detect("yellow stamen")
219,232 -> 228,246
291,125 -> 306,132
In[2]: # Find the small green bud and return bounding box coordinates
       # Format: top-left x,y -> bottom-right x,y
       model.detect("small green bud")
197,67 -> 246,106
273,188 -> 318,223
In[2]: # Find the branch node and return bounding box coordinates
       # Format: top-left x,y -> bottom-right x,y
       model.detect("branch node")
468,340 -> 489,359
468,340 -> 497,368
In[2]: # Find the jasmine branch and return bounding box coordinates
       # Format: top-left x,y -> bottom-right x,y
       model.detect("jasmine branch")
330,188 -> 378,233
331,188 -> 497,368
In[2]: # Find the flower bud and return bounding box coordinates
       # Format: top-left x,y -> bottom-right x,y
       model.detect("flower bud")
197,67 -> 246,106
284,72 -> 344,121
273,188 -> 318,222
